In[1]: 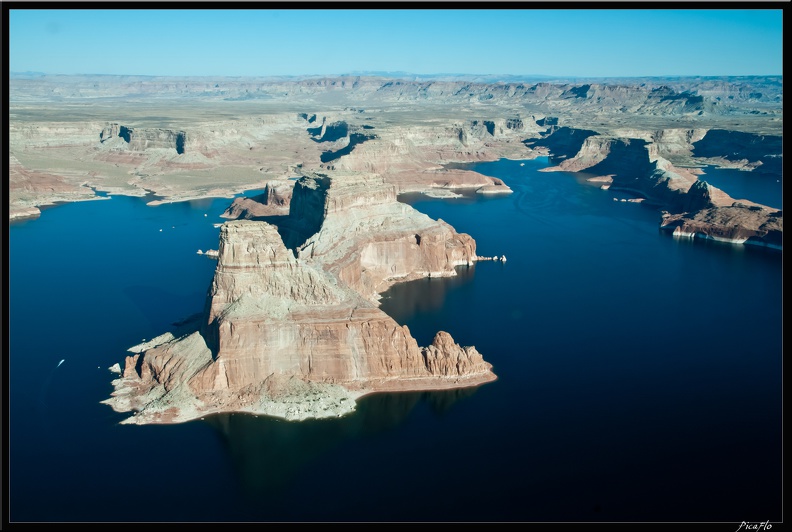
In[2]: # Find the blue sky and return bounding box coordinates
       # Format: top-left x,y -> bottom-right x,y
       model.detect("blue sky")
8,8 -> 783,77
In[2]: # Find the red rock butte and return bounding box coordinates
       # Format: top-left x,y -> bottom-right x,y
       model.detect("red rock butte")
103,172 -> 497,424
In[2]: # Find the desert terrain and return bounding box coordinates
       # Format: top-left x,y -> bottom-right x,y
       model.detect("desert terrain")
9,74 -> 783,423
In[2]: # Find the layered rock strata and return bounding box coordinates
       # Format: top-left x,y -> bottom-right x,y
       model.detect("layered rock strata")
660,202 -> 782,249
279,171 -> 478,301
221,181 -> 294,219
12,75 -> 781,221
533,125 -> 783,250
104,175 -> 496,424
8,154 -> 100,220
100,123 -> 187,154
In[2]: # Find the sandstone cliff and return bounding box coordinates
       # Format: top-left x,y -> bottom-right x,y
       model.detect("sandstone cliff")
104,220 -> 495,424
221,181 -> 294,219
104,171 -> 496,424
100,122 -> 187,154
660,202 -> 782,249
279,171 -> 479,301
533,125 -> 783,250
13,74 -> 780,221
329,118 -> 527,194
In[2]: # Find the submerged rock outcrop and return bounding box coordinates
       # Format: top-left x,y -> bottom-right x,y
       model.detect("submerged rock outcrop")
104,173 -> 496,424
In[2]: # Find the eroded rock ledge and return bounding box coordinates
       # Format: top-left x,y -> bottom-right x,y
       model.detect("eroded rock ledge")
280,171 -> 479,301
529,121 -> 782,249
103,174 -> 496,424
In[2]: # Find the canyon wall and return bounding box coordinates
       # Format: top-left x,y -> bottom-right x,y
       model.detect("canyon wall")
101,123 -> 187,154
533,123 -> 782,248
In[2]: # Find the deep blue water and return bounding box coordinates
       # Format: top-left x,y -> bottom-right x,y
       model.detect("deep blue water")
696,165 -> 783,210
8,159 -> 782,523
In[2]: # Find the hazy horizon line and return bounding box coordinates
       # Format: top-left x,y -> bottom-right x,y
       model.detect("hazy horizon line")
9,71 -> 784,80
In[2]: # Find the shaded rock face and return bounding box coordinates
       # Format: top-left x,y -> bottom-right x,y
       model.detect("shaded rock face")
104,219 -> 495,424
535,116 -> 558,127
553,83 -> 718,115
308,119 -> 348,142
320,132 -> 377,163
281,172 -> 477,301
535,125 -> 782,250
100,122 -> 187,154
303,117 -> 378,163
297,112 -> 317,123
675,179 -> 714,214
692,129 -> 783,175
526,126 -> 599,161
221,181 -> 294,219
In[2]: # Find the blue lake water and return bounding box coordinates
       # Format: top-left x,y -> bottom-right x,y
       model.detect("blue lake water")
697,165 -> 783,210
8,158 -> 782,522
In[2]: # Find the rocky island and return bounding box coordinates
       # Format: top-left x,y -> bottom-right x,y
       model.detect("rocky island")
102,171 -> 496,424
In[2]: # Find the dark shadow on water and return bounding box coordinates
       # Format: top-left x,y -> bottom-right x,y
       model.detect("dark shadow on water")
203,388 -> 479,497
379,264 -> 476,325
122,285 -> 207,330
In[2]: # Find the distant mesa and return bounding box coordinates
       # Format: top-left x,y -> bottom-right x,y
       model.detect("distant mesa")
300,115 -> 377,164
9,75 -> 782,252
222,181 -> 294,220
100,122 -> 187,154
535,116 -> 559,127
691,129 -> 782,176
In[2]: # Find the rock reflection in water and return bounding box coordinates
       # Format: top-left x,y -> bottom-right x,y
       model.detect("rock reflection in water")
204,387 -> 479,495
379,264 -> 476,326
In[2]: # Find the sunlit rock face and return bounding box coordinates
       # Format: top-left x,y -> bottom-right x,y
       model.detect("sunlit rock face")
283,172 -> 478,301
104,173 -> 495,425
533,125 -> 782,246
660,203 -> 782,249
221,181 -> 294,219
100,123 -> 187,154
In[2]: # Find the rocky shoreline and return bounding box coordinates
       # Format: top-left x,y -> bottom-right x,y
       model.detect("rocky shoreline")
529,125 -> 782,249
